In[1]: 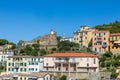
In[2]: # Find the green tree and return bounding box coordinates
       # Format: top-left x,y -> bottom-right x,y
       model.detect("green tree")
32,43 -> 40,49
57,36 -> 62,42
40,49 -> 46,56
58,41 -> 79,52
88,40 -> 92,47
24,45 -> 33,55
59,75 -> 67,80
9,42 -> 16,49
103,51 -> 113,57
0,39 -> 9,45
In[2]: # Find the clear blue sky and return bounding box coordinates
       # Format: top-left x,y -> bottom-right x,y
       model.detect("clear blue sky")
0,0 -> 120,43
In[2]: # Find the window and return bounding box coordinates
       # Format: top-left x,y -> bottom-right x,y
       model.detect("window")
36,68 -> 37,71
94,58 -> 96,64
74,67 -> 76,71
20,77 -> 22,80
12,63 -> 14,66
38,58 -> 40,61
29,62 -> 31,65
46,68 -> 48,71
104,37 -> 106,40
95,48 -> 97,52
112,37 -> 114,41
32,58 -> 33,61
66,68 -> 68,71
34,58 -> 36,61
94,33 -> 96,36
8,68 -> 10,71
8,57 -> 10,60
72,58 -> 75,62
116,36 -> 117,40
16,69 -> 18,72
58,67 -> 61,71
94,38 -> 96,40
8,63 -> 11,66
104,32 -> 106,35
99,33 -> 101,37
20,68 -> 22,72
20,63 -> 23,66
24,63 -> 26,66
87,63 -> 89,67
24,68 -> 26,72
24,77 -> 26,80
46,63 -> 48,66
12,68 -> 14,71
36,62 -> 38,65
94,43 -> 96,45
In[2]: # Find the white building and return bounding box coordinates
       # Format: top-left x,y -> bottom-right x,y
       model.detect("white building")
60,36 -> 74,42
28,57 -> 43,73
6,56 -> 43,74
0,50 -> 14,66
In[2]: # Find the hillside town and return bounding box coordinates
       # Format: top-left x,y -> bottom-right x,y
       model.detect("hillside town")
0,23 -> 120,80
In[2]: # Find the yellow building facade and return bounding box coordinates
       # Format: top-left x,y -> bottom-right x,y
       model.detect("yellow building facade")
110,33 -> 120,54
74,26 -> 95,47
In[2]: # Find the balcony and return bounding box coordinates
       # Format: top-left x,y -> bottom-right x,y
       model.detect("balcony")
54,60 -> 78,64
112,43 -> 120,48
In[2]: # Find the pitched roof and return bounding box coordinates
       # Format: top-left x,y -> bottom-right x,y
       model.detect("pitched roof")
44,52 -> 98,57
110,33 -> 120,36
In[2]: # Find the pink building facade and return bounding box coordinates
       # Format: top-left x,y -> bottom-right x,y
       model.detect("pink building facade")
43,53 -> 99,77
92,30 -> 110,54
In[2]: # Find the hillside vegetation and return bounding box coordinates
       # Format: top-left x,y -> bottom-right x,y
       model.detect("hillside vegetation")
94,21 -> 120,33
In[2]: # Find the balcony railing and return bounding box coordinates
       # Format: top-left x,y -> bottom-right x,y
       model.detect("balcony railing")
54,60 -> 78,63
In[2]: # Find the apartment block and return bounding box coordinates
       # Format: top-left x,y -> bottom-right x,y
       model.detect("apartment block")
43,52 -> 99,77
0,50 -> 14,66
74,26 -> 95,47
6,56 -> 43,74
110,33 -> 120,54
92,30 -> 110,54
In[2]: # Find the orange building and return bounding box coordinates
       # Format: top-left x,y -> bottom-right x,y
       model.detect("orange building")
92,30 -> 110,54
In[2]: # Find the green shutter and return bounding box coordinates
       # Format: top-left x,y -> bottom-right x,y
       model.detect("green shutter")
24,68 -> 26,72
20,68 -> 22,72
20,77 -> 22,80
8,68 -> 10,71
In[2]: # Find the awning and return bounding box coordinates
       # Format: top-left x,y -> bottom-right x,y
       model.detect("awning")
114,41 -> 120,43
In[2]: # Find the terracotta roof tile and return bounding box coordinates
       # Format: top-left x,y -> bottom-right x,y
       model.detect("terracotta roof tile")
44,52 -> 98,57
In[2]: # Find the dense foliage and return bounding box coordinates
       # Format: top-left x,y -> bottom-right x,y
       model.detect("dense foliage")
100,51 -> 120,78
94,21 -> 120,33
0,39 -> 9,45
59,75 -> 67,80
58,41 -> 79,52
